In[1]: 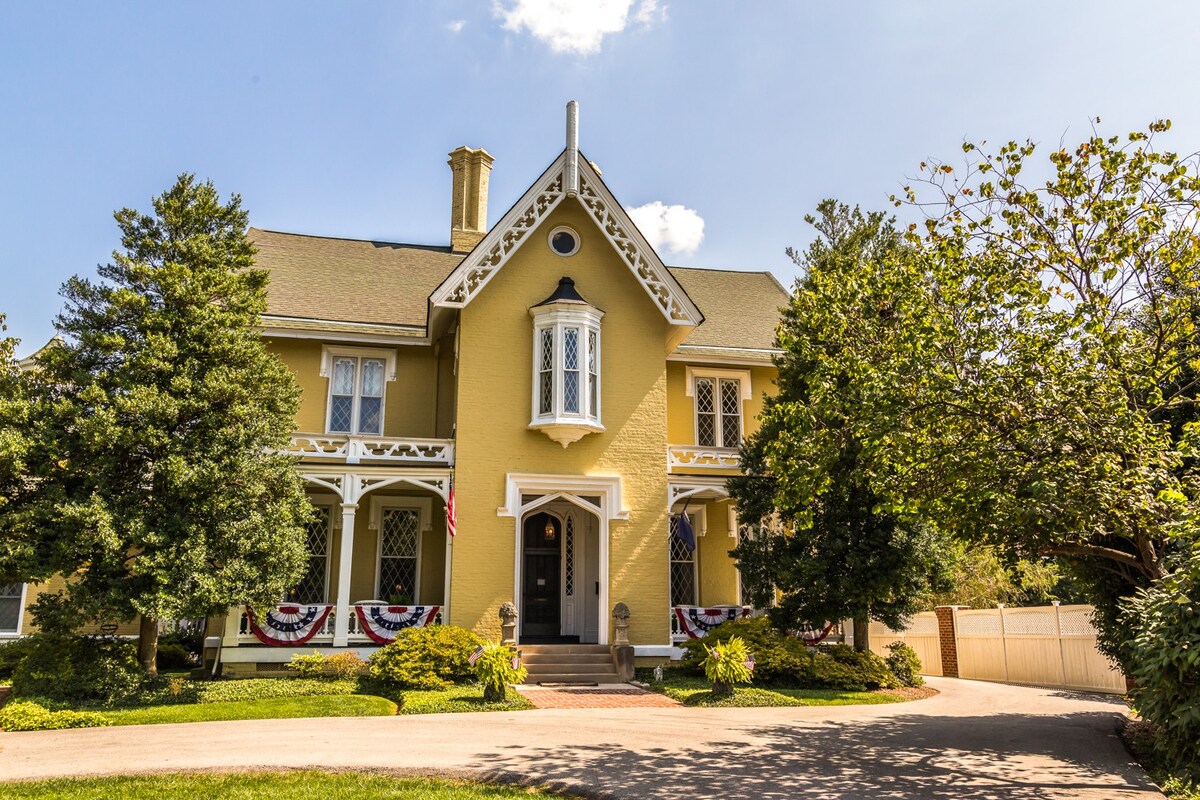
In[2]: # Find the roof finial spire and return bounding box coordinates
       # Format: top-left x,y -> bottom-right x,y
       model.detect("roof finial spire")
565,100 -> 579,197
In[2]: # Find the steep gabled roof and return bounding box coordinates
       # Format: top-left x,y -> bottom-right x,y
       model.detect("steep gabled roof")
428,151 -> 704,328
249,228 -> 460,332
669,267 -> 789,354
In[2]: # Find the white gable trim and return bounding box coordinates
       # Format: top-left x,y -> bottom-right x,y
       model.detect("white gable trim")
429,152 -> 703,327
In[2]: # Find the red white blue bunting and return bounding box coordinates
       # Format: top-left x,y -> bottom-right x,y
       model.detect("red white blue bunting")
798,623 -> 834,645
247,604 -> 332,646
674,606 -> 751,639
354,604 -> 441,644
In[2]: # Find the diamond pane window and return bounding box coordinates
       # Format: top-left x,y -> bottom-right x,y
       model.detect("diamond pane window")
379,508 -> 420,603
694,375 -> 744,449
563,328 -> 580,413
695,379 -> 716,447
564,514 -> 575,597
737,524 -> 754,606
530,280 -> 602,439
0,582 -> 22,633
289,508 -> 330,604
669,515 -> 698,607
326,354 -> 390,435
720,379 -> 742,448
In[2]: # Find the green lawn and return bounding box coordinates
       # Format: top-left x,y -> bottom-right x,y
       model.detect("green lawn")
398,684 -> 534,715
1,772 -> 576,799
102,695 -> 397,726
652,674 -> 920,708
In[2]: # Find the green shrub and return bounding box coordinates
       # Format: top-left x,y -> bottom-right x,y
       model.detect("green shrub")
325,651 -> 366,679
1125,549 -> 1200,778
884,641 -> 924,687
679,616 -> 817,685
703,635 -> 754,696
155,643 -> 195,671
286,651 -> 327,679
11,634 -> 144,705
197,678 -> 357,704
367,626 -> 484,691
819,644 -> 898,690
0,700 -> 111,732
473,643 -> 527,701
0,636 -> 36,681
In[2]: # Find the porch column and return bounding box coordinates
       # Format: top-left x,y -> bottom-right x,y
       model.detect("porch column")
333,502 -> 358,646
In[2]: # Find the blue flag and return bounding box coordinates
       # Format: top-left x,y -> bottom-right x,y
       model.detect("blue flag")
673,512 -> 696,553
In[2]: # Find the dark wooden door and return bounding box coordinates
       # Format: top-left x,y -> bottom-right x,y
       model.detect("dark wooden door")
522,513 -> 561,638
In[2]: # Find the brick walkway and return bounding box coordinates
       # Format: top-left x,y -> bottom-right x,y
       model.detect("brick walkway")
516,684 -> 680,709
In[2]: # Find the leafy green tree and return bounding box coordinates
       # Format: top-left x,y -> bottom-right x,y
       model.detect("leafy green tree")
5,175 -> 311,674
730,202 -> 954,652
931,544 -> 1072,609
0,317 -> 35,573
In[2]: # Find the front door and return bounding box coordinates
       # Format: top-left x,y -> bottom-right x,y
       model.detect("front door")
522,512 -> 561,639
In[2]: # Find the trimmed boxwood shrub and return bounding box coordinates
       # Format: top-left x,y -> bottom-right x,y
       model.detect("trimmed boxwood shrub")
0,700 -> 111,732
885,641 -> 925,687
367,625 -> 484,691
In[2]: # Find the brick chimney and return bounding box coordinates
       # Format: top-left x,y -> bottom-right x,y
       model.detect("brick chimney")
447,146 -> 494,253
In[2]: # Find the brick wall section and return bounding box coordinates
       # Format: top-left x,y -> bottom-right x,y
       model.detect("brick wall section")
934,606 -> 964,678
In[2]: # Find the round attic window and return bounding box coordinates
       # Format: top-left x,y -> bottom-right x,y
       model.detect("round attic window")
548,226 -> 580,257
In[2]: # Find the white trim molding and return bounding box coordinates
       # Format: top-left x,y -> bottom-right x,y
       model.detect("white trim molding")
430,152 -> 702,328
666,445 -> 741,473
319,345 -> 398,382
498,473 -> 627,646
684,367 -> 753,400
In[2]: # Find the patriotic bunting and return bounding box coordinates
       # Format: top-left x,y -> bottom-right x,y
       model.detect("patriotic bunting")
354,604 -> 440,644
798,622 -> 834,645
247,604 -> 332,646
673,606 -> 751,639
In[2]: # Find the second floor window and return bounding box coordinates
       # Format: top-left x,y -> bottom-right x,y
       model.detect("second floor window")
329,356 -> 385,435
695,377 -> 742,448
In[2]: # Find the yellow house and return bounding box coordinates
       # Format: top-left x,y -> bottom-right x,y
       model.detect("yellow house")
3,104 -> 789,676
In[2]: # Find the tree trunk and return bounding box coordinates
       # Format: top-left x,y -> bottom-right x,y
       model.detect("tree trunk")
853,616 -> 870,653
139,615 -> 159,676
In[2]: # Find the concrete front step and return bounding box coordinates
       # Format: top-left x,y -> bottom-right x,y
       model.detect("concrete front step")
525,661 -> 617,675
523,673 -> 621,685
522,653 -> 613,665
519,644 -> 610,655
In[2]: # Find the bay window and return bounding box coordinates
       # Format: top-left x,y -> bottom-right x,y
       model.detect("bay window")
529,277 -> 604,447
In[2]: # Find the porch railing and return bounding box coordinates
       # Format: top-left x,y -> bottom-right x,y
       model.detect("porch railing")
237,604 -> 443,646
670,605 -> 754,642
667,445 -> 740,473
286,434 -> 455,466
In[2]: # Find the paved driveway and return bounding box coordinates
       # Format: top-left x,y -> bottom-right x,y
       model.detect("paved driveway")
0,677 -> 1161,799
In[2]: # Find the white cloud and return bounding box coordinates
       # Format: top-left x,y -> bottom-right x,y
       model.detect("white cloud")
626,201 -> 705,257
447,19 -> 466,33
494,0 -> 663,56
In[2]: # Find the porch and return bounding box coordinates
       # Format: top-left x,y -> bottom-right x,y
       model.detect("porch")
218,464 -> 452,655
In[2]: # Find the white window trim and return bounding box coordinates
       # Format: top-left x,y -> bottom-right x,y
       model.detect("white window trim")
687,367 -> 752,449
370,497 -> 432,604
0,582 -> 27,637
321,345 -> 398,437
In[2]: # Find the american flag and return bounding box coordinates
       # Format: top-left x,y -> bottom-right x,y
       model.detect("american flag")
468,644 -> 484,666
745,652 -> 756,671
511,650 -> 521,671
446,479 -> 457,537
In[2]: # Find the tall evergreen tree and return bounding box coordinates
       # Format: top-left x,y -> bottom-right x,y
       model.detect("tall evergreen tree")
15,175 -> 311,673
730,201 -> 953,651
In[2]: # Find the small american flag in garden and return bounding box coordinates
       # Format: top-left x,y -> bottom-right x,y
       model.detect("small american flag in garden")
512,651 -> 521,670
446,480 -> 457,537
745,652 -> 756,671
468,644 -> 484,666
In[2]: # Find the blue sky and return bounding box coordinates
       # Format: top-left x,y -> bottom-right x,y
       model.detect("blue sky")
3,1 -> 1200,351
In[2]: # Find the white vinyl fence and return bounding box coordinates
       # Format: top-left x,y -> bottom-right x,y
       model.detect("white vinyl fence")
953,604 -> 1124,693
867,604 -> 1125,694
868,612 -> 943,677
